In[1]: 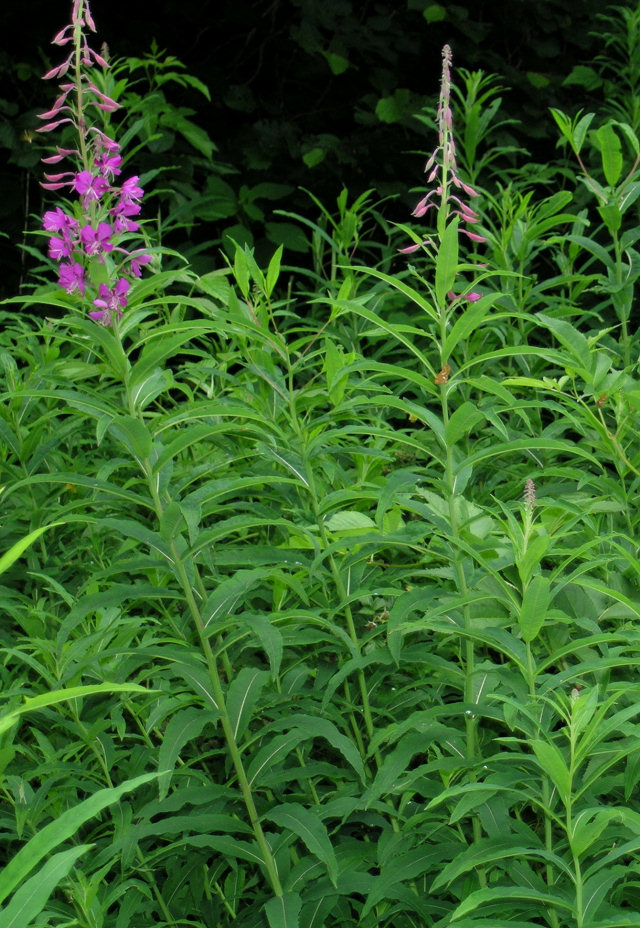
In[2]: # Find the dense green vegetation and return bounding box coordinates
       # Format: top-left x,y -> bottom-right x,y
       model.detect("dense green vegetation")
2,2 -> 640,927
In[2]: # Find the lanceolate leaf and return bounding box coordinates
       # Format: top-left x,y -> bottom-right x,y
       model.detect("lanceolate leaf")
226,667 -> 270,741
158,707 -> 217,800
530,740 -> 571,805
263,804 -> 338,886
265,892 -> 302,928
0,684 -> 150,737
0,522 -> 64,576
435,216 -> 459,307
0,773 -> 158,906
0,845 -> 92,928
518,574 -> 550,643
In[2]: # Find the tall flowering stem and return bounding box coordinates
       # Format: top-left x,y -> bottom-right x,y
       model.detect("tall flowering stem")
400,47 -> 490,886
402,45 -> 486,263
38,0 -> 150,326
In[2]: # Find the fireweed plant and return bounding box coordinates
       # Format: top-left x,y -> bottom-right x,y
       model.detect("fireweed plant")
3,4 -> 640,928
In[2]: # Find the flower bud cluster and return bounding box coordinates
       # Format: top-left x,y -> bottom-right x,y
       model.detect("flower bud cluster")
37,0 -> 150,325
523,478 -> 536,513
401,45 -> 486,265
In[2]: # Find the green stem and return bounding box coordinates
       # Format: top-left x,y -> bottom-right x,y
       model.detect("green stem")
137,448 -> 283,898
439,360 -> 485,886
612,230 -> 631,370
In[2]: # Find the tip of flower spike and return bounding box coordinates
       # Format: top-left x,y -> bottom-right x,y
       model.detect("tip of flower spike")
523,478 -> 536,511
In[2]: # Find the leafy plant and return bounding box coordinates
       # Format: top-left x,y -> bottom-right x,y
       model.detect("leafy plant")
2,3 -> 640,927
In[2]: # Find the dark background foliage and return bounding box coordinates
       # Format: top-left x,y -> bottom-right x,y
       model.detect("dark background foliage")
0,0 -> 605,297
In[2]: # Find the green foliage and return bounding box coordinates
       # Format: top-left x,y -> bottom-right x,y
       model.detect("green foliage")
3,4 -> 640,927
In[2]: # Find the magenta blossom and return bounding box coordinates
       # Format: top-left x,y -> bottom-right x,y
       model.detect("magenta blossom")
58,261 -> 86,295
73,170 -> 110,200
80,221 -> 114,256
49,236 -> 74,260
89,278 -> 130,325
120,176 -> 144,202
43,206 -> 78,234
403,45 -> 487,259
130,252 -> 152,277
94,151 -> 122,179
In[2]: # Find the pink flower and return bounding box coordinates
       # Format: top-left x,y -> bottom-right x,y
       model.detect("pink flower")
49,236 -> 74,260
43,206 -> 78,234
94,151 -> 122,179
120,176 -> 144,201
89,278 -> 130,325
39,0 -> 149,321
129,252 -> 152,277
460,229 -> 487,243
412,191 -> 437,218
80,221 -> 114,255
73,170 -> 110,200
58,261 -> 86,295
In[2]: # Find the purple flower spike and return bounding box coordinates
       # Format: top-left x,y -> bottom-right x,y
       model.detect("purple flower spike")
39,0 -> 149,324
401,43 -> 486,287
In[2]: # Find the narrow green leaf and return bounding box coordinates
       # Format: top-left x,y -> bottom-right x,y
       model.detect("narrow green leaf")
570,686 -> 599,738
350,268 -> 438,322
0,683 -> 149,737
202,569 -> 268,629
451,884 -> 575,921
243,615 -> 284,678
430,837 -> 565,892
445,401 -> 484,446
247,731 -> 308,787
517,534 -> 551,587
300,895 -> 339,928
108,415 -> 153,463
0,845 -> 91,928
227,667 -> 270,741
435,217 -> 459,307
264,804 -> 338,886
573,112 -> 595,152
597,122 -> 623,187
158,707 -> 216,800
536,313 -> 592,370
442,294 -> 494,361
0,522 -> 63,577
276,715 -> 366,783
99,517 -> 173,564
0,772 -> 158,905
361,846 -> 442,917
265,892 -> 302,928
530,740 -> 571,804
325,510 -> 376,532
570,807 -> 619,857
187,834 -> 264,865
266,244 -> 284,297
128,368 -> 173,412
616,120 -> 640,157
518,574 -> 550,642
